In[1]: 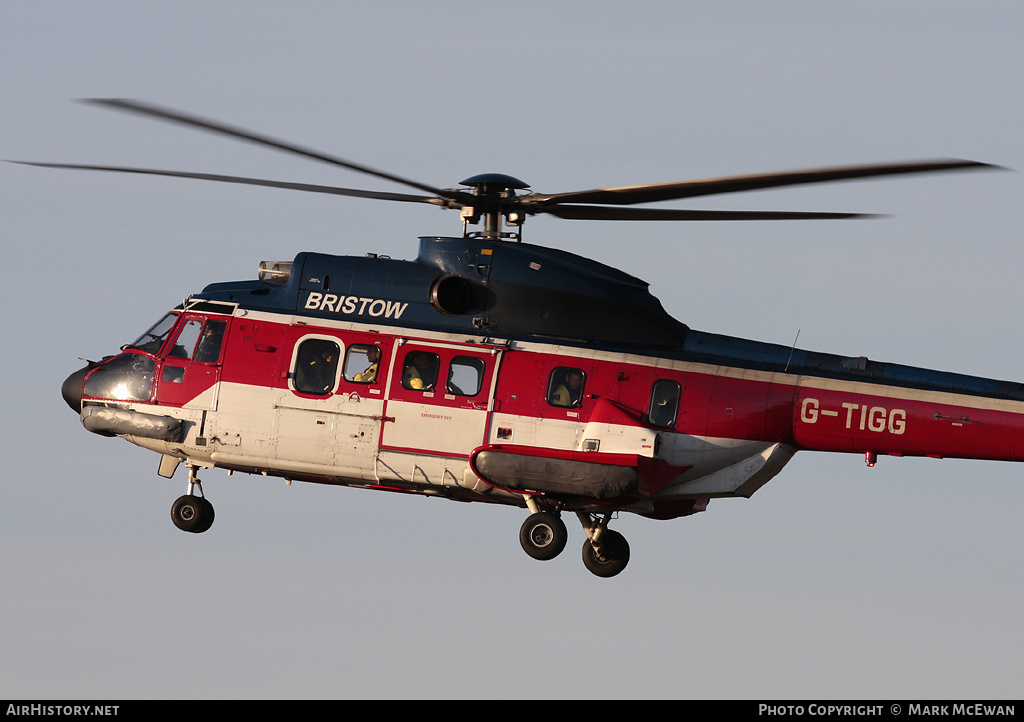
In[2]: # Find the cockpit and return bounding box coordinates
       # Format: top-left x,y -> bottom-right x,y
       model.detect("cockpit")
61,310 -> 229,413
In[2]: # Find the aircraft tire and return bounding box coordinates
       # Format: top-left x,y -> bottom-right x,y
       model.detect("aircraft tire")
582,529 -> 630,578
171,494 -> 215,534
519,511 -> 568,561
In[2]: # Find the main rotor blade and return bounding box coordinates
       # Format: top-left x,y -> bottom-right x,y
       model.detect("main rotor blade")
540,205 -> 874,221
10,161 -> 453,206
528,159 -> 1000,208
80,98 -> 452,198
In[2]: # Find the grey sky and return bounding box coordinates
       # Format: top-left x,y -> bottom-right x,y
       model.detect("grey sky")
2,1 -> 1022,699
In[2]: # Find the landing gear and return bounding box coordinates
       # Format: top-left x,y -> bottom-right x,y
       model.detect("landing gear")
578,513 -> 630,578
170,464 -> 215,534
516,501 -> 631,577
171,494 -> 215,533
519,511 -> 568,561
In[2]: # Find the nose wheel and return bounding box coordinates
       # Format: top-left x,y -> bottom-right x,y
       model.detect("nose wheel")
170,464 -> 215,534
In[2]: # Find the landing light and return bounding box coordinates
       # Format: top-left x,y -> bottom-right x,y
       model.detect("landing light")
258,261 -> 292,286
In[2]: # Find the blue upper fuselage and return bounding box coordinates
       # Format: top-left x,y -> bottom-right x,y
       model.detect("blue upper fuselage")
192,236 -> 1024,404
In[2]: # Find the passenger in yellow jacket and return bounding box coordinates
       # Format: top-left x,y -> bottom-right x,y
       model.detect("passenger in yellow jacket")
550,369 -> 584,407
353,346 -> 381,383
402,352 -> 437,390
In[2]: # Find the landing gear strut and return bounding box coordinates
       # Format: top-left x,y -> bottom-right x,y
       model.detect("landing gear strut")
170,464 -> 215,534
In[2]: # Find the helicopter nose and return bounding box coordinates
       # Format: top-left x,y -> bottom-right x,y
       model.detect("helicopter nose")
61,364 -> 91,413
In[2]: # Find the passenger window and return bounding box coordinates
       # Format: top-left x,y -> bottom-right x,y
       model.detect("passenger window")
447,356 -> 485,396
547,367 -> 585,408
401,351 -> 439,391
649,379 -> 681,427
293,338 -> 340,395
193,320 -> 226,363
344,344 -> 382,384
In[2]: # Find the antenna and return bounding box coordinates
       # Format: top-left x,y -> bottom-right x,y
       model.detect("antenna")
784,329 -> 801,373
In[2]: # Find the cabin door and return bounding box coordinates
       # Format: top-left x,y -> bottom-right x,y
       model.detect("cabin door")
379,341 -> 501,458
154,314 -> 229,410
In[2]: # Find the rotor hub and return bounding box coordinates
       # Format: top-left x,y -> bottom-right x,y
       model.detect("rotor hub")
459,173 -> 530,192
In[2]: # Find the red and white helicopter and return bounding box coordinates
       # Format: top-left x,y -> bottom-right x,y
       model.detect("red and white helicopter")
32,99 -> 1011,577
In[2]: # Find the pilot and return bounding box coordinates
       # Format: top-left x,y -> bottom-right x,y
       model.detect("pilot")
402,352 -> 437,391
128,354 -> 155,400
551,369 -> 584,407
193,323 -> 225,363
353,346 -> 381,383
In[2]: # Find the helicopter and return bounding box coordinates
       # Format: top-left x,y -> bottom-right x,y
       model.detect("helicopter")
27,99 -> 1013,578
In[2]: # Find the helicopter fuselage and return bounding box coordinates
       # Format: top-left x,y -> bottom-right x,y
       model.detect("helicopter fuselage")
66,237 -> 1024,527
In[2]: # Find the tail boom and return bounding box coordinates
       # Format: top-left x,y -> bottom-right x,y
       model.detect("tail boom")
792,379 -> 1024,462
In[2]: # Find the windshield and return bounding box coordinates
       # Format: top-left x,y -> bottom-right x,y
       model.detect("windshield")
126,313 -> 178,353
83,352 -> 155,402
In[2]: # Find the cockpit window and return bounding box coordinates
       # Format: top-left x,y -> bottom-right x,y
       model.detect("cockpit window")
167,318 -> 227,362
169,319 -> 203,359
83,353 -> 155,402
193,320 -> 226,363
127,313 -> 178,354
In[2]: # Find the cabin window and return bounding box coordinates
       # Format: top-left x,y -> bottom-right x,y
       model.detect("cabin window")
344,344 -> 382,384
401,351 -> 439,391
547,367 -> 585,408
649,379 -> 681,428
293,338 -> 340,395
447,356 -> 485,397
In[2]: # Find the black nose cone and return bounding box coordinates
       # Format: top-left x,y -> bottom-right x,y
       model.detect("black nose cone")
62,365 -> 91,413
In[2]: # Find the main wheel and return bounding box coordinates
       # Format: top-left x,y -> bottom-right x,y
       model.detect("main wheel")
582,529 -> 630,577
171,495 -> 215,534
519,511 -> 568,561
